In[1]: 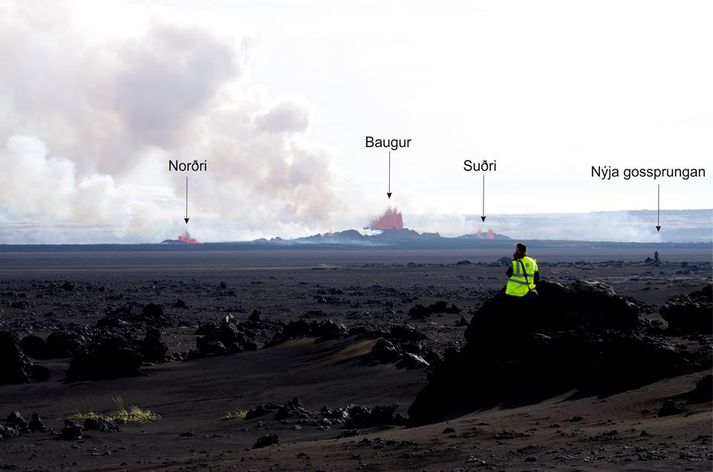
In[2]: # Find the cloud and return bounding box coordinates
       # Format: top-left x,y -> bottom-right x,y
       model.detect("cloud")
0,1 -> 341,243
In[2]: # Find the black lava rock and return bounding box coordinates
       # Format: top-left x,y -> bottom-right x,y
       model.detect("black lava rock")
19,335 -> 47,359
660,285 -> 712,333
408,301 -> 461,320
388,325 -> 427,343
0,424 -> 21,440
141,328 -> 168,362
252,433 -> 279,449
83,418 -> 119,432
28,413 -> 45,433
60,282 -> 75,291
0,332 -> 31,385
344,404 -> 404,428
142,303 -> 170,326
59,420 -> 83,440
407,280 -> 708,425
5,412 -> 29,433
688,374 -> 713,404
192,314 -> 266,357
269,319 -> 347,346
658,399 -> 686,417
275,398 -> 309,420
67,335 -> 144,380
46,330 -> 85,358
245,405 -> 269,420
368,339 -> 401,364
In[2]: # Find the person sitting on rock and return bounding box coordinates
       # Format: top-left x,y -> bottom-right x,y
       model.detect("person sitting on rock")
505,243 -> 539,297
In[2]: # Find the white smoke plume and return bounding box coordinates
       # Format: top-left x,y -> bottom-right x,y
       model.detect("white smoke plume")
0,1 -> 341,243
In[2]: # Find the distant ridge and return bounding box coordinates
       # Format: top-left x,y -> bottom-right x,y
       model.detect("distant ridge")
162,227 -> 511,248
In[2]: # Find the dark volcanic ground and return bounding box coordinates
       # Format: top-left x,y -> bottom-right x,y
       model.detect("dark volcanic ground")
0,247 -> 711,471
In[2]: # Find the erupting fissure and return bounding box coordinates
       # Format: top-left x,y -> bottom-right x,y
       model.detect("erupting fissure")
476,227 -> 496,239
370,208 -> 404,230
177,231 -> 199,244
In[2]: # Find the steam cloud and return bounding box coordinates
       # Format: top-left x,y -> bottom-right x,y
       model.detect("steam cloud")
0,1 -> 340,243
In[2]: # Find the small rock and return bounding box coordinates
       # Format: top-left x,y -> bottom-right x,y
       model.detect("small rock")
688,374 -> 712,404
59,420 -> 83,440
83,418 -> 119,432
0,424 -> 21,440
5,412 -> 28,433
252,433 -> 279,449
28,413 -> 45,433
658,399 -> 686,417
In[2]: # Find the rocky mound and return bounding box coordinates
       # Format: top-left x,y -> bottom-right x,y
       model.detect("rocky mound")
242,397 -> 405,431
268,319 -> 348,346
408,301 -> 460,320
67,334 -> 144,381
407,280 -> 710,425
100,303 -> 173,327
66,328 -> 167,381
0,411 -> 46,440
189,312 -> 283,358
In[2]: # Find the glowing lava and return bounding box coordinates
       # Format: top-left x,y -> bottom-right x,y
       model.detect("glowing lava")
177,231 -> 199,244
370,208 -> 404,230
475,226 -> 495,239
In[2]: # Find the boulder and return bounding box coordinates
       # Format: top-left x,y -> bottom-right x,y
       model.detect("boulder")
464,281 -> 641,344
19,335 -> 47,359
388,325 -> 427,343
0,331 -> 31,385
67,335 -> 144,380
141,328 -> 168,362
368,339 -> 401,364
658,399 -> 686,417
59,420 -> 83,440
5,412 -> 29,433
192,314 -> 264,357
46,330 -> 85,358
275,398 -> 309,420
84,418 -> 120,432
408,301 -> 461,320
252,433 -> 279,449
245,405 -> 270,420
687,374 -> 712,404
395,352 -> 430,370
28,413 -> 45,433
194,338 -> 229,356
103,303 -> 171,326
269,319 -> 347,346
660,285 -> 712,333
60,282 -> 75,291
0,424 -> 21,440
142,303 -> 168,325
344,404 -> 405,428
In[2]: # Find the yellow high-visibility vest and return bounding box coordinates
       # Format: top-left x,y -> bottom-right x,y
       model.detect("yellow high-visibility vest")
505,256 -> 538,297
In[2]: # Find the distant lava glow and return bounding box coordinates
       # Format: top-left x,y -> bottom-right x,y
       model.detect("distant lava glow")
370,208 -> 404,230
177,231 -> 199,244
475,227 -> 496,239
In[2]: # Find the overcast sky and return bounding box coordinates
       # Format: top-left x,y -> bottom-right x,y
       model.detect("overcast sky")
0,0 -> 711,243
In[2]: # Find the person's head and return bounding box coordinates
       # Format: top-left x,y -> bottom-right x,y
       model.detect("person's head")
514,242 -> 527,259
